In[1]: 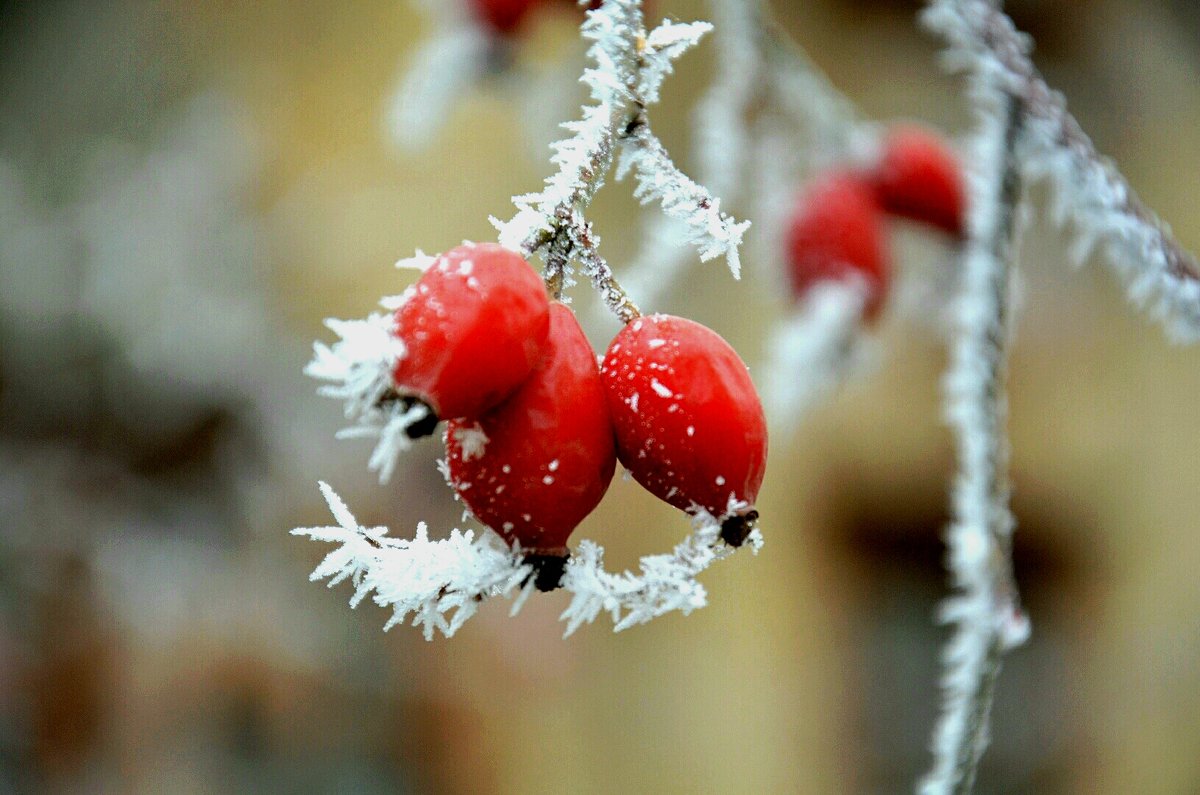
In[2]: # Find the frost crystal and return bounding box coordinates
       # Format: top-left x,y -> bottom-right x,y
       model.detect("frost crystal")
451,423 -> 489,461
492,1 -> 748,287
295,484 -> 761,639
294,482 -> 530,640
924,0 -> 1200,342
305,299 -> 426,483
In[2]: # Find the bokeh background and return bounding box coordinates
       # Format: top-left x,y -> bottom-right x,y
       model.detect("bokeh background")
2,0 -> 1199,792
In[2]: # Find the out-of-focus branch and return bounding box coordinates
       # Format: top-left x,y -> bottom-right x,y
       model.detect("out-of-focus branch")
921,75 -> 1030,795
924,0 -> 1200,341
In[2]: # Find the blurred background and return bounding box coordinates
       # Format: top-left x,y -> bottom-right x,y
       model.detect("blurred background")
2,0 -> 1199,792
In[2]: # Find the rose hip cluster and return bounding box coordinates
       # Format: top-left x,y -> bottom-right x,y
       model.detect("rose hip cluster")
393,243 -> 767,588
785,125 -> 966,319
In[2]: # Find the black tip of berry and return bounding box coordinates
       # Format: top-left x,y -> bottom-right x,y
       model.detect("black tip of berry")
400,397 -> 440,439
720,510 -> 759,548
378,391 -> 440,439
523,553 -> 569,592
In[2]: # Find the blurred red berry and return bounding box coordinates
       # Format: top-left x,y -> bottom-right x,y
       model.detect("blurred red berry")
600,314 -> 767,545
470,0 -> 540,35
447,303 -> 617,562
393,243 -> 549,425
785,171 -> 892,320
875,124 -> 966,237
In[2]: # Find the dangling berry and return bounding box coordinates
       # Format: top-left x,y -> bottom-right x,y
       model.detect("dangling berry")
447,303 -> 616,587
600,314 -> 767,546
874,124 -> 966,237
392,243 -> 549,431
785,172 -> 891,321
470,0 -> 540,35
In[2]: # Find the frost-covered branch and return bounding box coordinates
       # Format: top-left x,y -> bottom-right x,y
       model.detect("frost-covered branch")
295,482 -> 760,639
565,211 -> 642,322
924,0 -> 1200,342
493,0 -> 748,310
617,119 -> 750,278
922,76 -> 1030,795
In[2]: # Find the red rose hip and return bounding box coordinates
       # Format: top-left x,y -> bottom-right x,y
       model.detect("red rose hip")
470,0 -> 540,35
393,243 -> 549,427
447,303 -> 616,585
600,314 -> 767,546
874,124 -> 966,237
786,171 -> 891,321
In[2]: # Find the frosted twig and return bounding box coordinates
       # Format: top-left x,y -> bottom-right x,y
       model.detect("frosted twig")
924,0 -> 1200,342
921,75 -> 1030,795
565,212 -> 641,322
492,0 -> 747,313
295,483 -> 761,638
616,0 -> 870,321
617,119 -> 750,278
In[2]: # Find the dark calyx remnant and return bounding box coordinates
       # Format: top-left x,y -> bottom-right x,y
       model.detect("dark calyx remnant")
720,509 -> 759,548
523,553 -> 569,592
379,390 -> 440,439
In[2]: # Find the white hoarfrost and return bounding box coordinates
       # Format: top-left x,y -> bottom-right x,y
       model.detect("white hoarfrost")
451,422 -> 489,461
296,483 -> 761,639
305,302 -> 426,484
925,0 -> 1200,343
294,482 -> 530,641
491,1 -> 748,286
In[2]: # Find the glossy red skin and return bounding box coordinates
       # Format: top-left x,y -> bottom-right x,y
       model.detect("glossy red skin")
875,125 -> 966,238
785,171 -> 891,321
447,303 -> 616,554
392,243 -> 549,420
471,0 -> 540,34
600,314 -> 767,518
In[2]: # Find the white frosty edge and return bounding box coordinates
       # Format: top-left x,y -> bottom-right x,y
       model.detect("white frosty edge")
304,304 -> 426,484
294,481 -> 530,641
295,483 -> 762,640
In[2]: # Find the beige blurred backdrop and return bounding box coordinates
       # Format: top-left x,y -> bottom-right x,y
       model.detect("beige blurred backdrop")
1,0 -> 1199,792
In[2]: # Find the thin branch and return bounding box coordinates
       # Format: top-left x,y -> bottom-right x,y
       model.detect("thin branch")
924,0 -> 1200,341
922,80 -> 1030,795
617,116 -> 750,277
494,0 -> 747,317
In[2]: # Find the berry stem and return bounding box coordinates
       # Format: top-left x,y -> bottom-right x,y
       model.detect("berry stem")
567,213 -> 641,322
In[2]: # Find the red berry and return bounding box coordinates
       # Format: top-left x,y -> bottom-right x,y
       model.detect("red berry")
600,314 -> 767,541
393,243 -> 549,423
785,172 -> 891,321
447,303 -> 617,557
470,0 -> 540,35
875,125 -> 966,237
